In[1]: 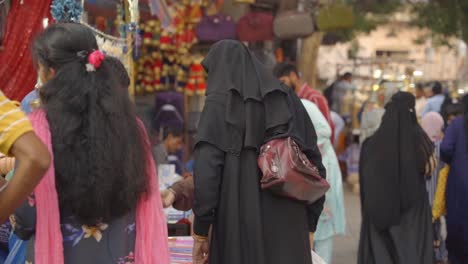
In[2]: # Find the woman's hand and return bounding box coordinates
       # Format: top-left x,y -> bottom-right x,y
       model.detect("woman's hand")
193,235 -> 209,264
161,189 -> 176,208
425,154 -> 437,176
309,232 -> 315,250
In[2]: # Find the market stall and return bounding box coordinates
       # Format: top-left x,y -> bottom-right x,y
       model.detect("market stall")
2,1 -> 334,260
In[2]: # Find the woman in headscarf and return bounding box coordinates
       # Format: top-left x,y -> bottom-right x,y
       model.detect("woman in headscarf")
359,84 -> 400,144
358,92 -> 435,264
191,40 -> 326,264
421,112 -> 448,263
440,95 -> 468,264
301,99 -> 346,263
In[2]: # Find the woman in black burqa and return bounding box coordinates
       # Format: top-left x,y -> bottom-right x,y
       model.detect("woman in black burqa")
358,91 -> 435,264
191,40 -> 326,264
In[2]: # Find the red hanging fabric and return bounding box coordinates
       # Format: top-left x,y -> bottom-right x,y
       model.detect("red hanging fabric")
0,0 -> 52,101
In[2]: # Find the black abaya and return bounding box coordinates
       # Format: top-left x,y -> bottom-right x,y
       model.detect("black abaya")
193,40 -> 325,264
358,140 -> 433,264
358,92 -> 434,264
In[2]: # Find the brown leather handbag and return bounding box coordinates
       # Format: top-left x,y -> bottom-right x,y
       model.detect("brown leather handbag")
236,11 -> 274,42
258,137 -> 329,204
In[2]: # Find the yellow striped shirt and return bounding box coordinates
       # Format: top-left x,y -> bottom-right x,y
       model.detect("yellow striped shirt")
0,93 -> 33,155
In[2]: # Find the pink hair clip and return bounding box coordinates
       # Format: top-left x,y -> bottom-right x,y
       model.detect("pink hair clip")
86,50 -> 105,72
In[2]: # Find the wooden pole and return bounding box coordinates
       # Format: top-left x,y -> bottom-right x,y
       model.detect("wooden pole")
298,32 -> 325,89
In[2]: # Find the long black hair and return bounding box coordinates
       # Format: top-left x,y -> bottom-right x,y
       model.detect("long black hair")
32,23 -> 148,225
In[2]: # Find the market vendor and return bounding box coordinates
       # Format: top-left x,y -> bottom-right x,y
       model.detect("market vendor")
153,125 -> 183,166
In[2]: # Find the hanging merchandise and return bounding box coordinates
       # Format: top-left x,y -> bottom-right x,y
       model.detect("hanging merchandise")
204,0 -> 224,16
136,1 -> 206,96
275,47 -> 284,63
237,11 -> 274,42
129,23 -> 142,60
273,10 -> 314,40
96,35 -> 129,68
254,0 -> 279,9
196,14 -> 236,42
0,0 -> 10,47
148,0 -> 173,28
316,3 -> 355,31
50,0 -> 83,22
277,0 -> 296,11
81,21 -> 130,71
234,0 -> 255,3
213,0 -> 224,10
175,55 -> 191,92
153,91 -> 185,133
185,54 -> 206,96
116,2 -> 126,38
126,0 -> 139,23
187,2 -> 203,24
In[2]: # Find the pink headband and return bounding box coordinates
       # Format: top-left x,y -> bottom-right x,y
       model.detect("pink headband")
85,50 -> 105,72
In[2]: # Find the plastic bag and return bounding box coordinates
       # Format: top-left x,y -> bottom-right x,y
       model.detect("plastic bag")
5,234 -> 26,264
312,250 -> 327,264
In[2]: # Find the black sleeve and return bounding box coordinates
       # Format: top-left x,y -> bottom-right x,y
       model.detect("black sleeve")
302,146 -> 326,232
359,140 -> 369,214
306,196 -> 325,232
193,142 -> 225,236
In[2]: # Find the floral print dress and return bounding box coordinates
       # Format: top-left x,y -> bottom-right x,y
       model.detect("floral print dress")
13,194 -> 137,264
0,221 -> 11,261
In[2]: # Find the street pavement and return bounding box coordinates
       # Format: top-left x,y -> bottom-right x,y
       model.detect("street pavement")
332,186 -> 362,264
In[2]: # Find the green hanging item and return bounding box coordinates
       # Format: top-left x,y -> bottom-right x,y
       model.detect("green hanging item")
316,3 -> 355,31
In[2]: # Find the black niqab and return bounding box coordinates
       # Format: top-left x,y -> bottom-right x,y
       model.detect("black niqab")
361,92 -> 433,230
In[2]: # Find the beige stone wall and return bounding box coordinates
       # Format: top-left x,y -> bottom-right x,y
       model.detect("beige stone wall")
317,22 -> 464,82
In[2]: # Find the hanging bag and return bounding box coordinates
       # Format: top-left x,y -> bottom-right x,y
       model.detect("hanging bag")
237,11 -> 274,42
153,91 -> 185,133
253,0 -> 279,9
196,14 -> 236,42
316,3 -> 355,31
258,137 -> 330,203
273,10 -> 315,39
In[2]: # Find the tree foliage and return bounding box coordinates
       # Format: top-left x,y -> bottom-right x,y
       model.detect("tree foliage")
411,0 -> 468,43
321,0 -> 403,44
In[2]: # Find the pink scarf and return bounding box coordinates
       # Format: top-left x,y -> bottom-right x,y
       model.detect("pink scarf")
29,110 -> 170,264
